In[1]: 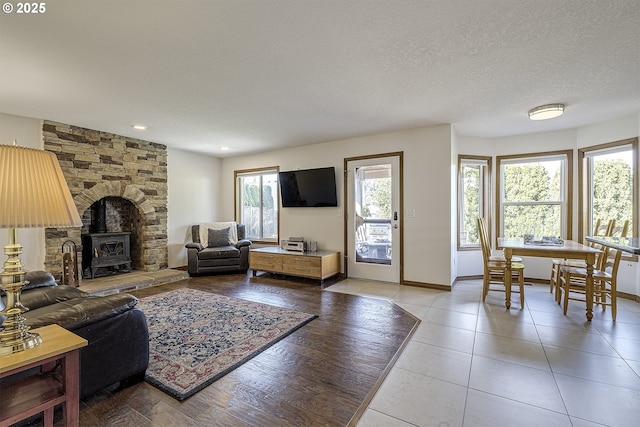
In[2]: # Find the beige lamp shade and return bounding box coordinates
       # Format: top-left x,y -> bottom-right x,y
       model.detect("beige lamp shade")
0,144 -> 82,228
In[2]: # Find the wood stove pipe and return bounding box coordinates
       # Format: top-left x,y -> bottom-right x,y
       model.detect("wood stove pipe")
91,198 -> 108,233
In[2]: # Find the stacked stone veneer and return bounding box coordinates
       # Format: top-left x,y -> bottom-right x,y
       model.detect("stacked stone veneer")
42,121 -> 168,279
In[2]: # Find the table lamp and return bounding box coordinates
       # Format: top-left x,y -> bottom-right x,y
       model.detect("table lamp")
0,142 -> 82,355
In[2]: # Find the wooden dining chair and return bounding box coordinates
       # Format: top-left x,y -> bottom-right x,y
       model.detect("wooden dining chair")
549,219 -> 613,302
559,220 -> 629,321
477,217 -> 522,263
477,218 -> 526,308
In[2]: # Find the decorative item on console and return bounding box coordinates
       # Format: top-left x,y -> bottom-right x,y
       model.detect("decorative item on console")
281,237 -> 318,252
281,237 -> 306,252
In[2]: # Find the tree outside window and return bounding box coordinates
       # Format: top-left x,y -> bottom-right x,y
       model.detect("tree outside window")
498,151 -> 572,239
580,138 -> 637,241
359,166 -> 391,219
458,156 -> 490,249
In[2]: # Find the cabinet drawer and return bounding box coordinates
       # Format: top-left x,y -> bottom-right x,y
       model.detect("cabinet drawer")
282,256 -> 321,277
250,253 -> 283,272
282,263 -> 321,277
281,256 -> 321,268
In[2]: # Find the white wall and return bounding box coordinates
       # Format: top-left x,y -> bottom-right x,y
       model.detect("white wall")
576,114 -> 639,148
220,125 -> 455,287
456,114 -> 640,297
0,113 -> 46,271
167,147 -> 222,268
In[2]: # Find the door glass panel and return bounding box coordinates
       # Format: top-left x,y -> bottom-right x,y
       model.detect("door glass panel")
354,164 -> 392,265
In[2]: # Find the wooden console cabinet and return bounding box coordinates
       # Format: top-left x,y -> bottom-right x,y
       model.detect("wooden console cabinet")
250,247 -> 340,283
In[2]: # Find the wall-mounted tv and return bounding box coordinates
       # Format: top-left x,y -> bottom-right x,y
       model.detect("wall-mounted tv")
279,167 -> 338,207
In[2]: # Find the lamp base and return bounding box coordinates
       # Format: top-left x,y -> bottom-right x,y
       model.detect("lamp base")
0,331 -> 42,355
0,228 -> 43,355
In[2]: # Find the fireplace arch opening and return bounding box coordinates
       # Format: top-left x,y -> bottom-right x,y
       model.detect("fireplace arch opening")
79,196 -> 143,278
44,182 -> 167,280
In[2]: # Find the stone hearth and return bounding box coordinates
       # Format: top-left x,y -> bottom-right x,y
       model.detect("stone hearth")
42,121 -> 168,279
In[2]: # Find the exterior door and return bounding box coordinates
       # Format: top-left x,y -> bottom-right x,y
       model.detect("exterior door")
345,153 -> 401,283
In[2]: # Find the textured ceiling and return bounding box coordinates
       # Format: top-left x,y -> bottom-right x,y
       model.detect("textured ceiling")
1,0 -> 639,157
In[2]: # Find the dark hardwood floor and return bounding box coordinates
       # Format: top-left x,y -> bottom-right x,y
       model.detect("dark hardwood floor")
49,273 -> 419,426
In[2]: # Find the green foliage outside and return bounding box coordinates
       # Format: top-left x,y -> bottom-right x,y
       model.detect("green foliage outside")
501,158 -> 632,238
241,175 -> 277,239
593,159 -> 633,235
502,163 -> 562,238
242,181 -> 275,210
243,184 -> 260,207
362,177 -> 391,219
460,154 -> 633,245
462,166 -> 480,245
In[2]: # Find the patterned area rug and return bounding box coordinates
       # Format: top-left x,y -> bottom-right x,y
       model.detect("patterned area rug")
138,288 -> 317,400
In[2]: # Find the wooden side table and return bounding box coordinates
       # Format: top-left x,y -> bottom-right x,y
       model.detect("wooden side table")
0,324 -> 88,427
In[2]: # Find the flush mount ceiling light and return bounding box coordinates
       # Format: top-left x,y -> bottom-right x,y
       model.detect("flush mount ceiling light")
131,124 -> 147,130
528,104 -> 565,121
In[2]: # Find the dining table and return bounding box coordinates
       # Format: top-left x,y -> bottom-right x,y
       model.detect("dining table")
497,237 -> 603,320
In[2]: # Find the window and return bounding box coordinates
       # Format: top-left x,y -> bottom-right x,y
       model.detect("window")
458,156 -> 491,249
235,167 -> 279,242
579,138 -> 638,243
497,150 -> 572,239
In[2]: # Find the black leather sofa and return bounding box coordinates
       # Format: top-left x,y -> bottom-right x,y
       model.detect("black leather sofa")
0,271 -> 149,399
185,223 -> 252,275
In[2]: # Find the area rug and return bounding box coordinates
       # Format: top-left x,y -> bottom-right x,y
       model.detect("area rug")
137,288 -> 317,400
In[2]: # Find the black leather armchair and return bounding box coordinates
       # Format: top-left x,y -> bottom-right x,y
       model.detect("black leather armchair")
185,223 -> 252,275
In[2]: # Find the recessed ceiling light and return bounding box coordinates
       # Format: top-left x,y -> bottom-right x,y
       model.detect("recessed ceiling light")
131,124 -> 147,130
220,146 -> 230,151
528,104 -> 565,121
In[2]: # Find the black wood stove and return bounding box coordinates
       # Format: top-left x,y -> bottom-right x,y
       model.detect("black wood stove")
81,232 -> 132,279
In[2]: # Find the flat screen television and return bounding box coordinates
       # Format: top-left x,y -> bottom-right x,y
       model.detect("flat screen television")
279,167 -> 338,207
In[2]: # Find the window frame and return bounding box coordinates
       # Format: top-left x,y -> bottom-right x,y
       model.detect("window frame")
578,137 -> 638,259
235,166 -> 280,244
457,155 -> 492,250
496,150 -> 573,243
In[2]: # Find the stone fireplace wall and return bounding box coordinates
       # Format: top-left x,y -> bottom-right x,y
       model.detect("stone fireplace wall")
42,121 -> 168,279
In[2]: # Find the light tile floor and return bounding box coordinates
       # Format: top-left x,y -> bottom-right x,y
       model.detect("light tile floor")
326,279 -> 640,427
